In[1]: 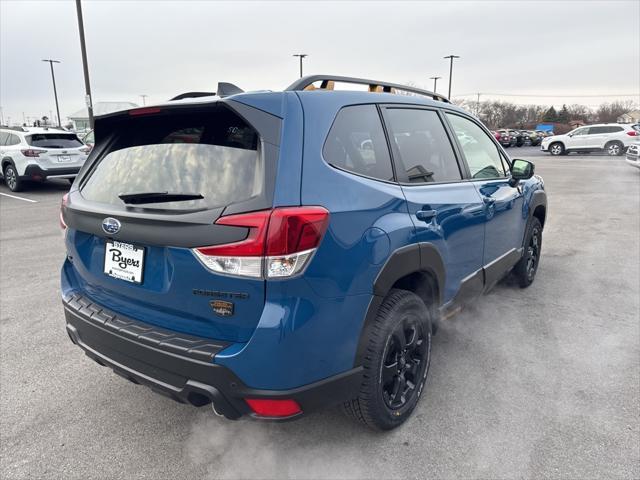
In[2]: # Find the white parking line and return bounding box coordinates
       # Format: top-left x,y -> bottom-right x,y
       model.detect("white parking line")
0,192 -> 38,203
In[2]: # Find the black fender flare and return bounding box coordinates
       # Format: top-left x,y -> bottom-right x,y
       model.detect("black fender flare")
1,157 -> 15,173
354,243 -> 445,367
528,189 -> 547,229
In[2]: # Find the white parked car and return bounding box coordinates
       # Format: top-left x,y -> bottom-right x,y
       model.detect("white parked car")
626,144 -> 640,169
0,127 -> 90,191
541,124 -> 639,156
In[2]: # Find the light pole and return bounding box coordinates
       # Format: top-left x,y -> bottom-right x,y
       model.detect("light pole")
42,59 -> 61,127
292,54 -> 308,78
140,94 -> 148,106
443,55 -> 460,99
76,0 -> 94,129
429,76 -> 441,93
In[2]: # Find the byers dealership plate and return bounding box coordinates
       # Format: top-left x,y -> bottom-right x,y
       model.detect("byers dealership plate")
104,240 -> 145,283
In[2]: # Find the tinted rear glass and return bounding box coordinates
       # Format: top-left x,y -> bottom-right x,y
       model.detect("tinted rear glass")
26,133 -> 83,148
80,108 -> 262,211
323,105 -> 394,182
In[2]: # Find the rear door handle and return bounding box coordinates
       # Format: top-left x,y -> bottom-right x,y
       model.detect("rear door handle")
416,209 -> 437,222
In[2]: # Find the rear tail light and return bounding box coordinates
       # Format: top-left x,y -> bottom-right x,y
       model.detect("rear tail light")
626,131 -> 638,136
245,398 -> 302,418
80,146 -> 92,153
193,206 -> 329,279
60,193 -> 69,230
21,149 -> 45,157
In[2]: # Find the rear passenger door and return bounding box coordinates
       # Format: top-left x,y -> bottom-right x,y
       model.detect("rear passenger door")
444,112 -> 526,285
381,106 -> 485,304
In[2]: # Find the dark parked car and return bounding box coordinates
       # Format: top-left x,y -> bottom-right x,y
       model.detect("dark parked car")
60,75 -> 547,430
493,130 -> 512,147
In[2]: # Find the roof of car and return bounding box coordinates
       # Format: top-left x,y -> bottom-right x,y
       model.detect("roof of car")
0,126 -> 71,135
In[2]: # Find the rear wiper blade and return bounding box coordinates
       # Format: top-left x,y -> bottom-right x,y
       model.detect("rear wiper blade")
118,191 -> 204,205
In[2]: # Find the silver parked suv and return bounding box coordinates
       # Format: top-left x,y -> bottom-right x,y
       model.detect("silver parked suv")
0,127 -> 90,191
541,123 -> 640,156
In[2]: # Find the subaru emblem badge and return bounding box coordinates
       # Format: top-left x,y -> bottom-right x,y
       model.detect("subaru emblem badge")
102,217 -> 121,235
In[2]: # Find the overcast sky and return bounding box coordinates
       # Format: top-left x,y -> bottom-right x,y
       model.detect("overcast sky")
1,0 -> 639,124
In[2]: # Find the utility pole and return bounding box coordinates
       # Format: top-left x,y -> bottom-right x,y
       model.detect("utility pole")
76,0 -> 94,129
140,94 -> 148,106
429,76 -> 441,93
292,54 -> 308,78
443,55 -> 460,99
42,59 -> 61,127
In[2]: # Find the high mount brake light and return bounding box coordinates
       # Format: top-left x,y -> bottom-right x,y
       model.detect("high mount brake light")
192,207 -> 329,278
128,107 -> 162,116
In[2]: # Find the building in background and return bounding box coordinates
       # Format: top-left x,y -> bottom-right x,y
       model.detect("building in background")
617,109 -> 640,124
67,101 -> 138,131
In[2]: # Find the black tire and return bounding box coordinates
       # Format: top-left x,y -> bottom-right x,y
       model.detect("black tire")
343,289 -> 432,430
3,164 -> 23,192
512,217 -> 542,288
605,141 -> 623,156
549,142 -> 565,156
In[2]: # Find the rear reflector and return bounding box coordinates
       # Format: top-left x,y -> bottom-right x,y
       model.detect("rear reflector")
193,206 -> 329,278
128,107 -> 162,116
245,398 -> 302,417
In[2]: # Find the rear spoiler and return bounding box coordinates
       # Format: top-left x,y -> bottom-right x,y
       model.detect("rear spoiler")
170,82 -> 244,101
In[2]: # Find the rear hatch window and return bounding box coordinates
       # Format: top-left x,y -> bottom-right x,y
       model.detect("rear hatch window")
80,108 -> 262,211
27,133 -> 83,148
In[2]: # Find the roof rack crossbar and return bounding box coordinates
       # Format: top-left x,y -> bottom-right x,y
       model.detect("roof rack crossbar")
285,75 -> 450,103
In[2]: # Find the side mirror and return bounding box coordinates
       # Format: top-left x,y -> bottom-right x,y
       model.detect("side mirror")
510,159 -> 534,185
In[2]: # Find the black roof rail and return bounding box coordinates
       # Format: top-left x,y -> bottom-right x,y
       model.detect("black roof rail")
285,74 -> 450,103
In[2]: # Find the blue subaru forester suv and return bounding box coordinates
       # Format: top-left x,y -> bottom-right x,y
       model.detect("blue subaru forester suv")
61,75 -> 547,430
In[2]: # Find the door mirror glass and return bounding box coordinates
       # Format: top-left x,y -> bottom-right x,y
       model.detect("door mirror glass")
511,159 -> 534,180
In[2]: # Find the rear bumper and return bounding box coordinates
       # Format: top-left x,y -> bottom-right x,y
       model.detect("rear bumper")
23,164 -> 81,180
62,292 -> 362,420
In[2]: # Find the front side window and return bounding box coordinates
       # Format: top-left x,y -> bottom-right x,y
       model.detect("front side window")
81,108 -> 263,211
385,108 -> 461,183
446,113 -> 507,179
0,132 -> 8,146
323,105 -> 394,182
572,127 -> 589,136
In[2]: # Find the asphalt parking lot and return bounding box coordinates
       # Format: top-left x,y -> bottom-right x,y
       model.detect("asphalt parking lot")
1,147 -> 638,479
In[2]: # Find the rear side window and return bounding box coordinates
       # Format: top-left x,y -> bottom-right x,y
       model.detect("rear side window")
446,113 -> 507,179
385,108 -> 461,183
81,108 -> 262,211
323,105 -> 394,182
0,132 -> 8,145
27,133 -> 83,148
7,134 -> 21,146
